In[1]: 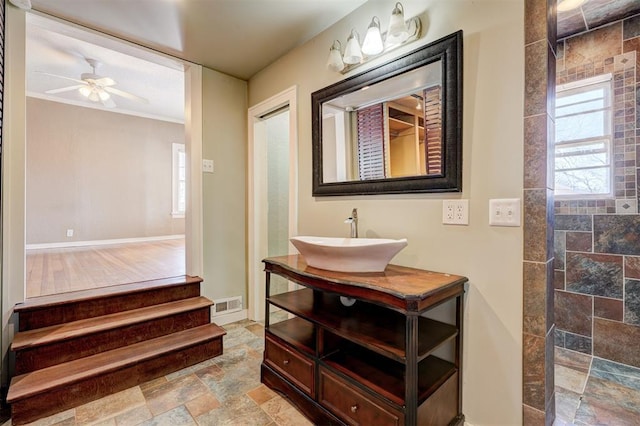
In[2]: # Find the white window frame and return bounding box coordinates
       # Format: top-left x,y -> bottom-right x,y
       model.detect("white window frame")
172,142 -> 186,218
555,74 -> 613,199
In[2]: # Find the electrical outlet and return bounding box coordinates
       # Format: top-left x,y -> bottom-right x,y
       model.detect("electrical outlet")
489,198 -> 521,227
66,229 -> 74,237
442,200 -> 469,225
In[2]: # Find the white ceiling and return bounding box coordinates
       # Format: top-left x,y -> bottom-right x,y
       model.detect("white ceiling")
28,0 -> 368,80
27,14 -> 186,122
23,0 -> 367,123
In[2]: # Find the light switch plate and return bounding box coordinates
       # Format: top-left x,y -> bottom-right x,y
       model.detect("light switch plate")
489,198 -> 521,227
202,159 -> 214,173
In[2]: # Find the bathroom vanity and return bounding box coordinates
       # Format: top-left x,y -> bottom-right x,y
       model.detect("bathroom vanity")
261,255 -> 467,426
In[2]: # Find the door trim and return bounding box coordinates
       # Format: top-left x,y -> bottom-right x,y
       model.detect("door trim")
247,86 -> 298,321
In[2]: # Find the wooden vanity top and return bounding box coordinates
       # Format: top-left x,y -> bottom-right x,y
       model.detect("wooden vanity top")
263,255 -> 467,313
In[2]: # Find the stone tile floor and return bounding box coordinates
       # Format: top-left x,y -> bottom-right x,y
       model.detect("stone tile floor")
7,322 -> 640,425
2,319 -> 311,426
554,347 -> 640,425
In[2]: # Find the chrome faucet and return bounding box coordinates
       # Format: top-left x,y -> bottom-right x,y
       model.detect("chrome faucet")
344,208 -> 358,238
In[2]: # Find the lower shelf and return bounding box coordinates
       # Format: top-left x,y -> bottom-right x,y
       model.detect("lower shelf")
322,342 -> 456,407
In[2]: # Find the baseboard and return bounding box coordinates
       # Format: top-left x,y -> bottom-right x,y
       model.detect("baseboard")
212,309 -> 248,326
26,235 -> 185,250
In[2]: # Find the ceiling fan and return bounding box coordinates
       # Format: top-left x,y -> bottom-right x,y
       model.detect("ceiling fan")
40,58 -> 149,108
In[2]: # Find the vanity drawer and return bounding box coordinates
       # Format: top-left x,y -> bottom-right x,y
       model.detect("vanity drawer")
264,334 -> 315,397
319,367 -> 403,426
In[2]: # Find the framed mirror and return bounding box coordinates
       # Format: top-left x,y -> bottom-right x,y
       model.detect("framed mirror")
312,30 -> 462,196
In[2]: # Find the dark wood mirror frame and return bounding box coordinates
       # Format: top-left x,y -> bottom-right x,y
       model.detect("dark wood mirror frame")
312,30 -> 463,196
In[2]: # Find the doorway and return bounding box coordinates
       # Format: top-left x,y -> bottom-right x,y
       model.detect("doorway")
248,87 -> 298,321
23,13 -> 191,298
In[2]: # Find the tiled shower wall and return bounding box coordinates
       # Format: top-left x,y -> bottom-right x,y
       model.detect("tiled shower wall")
554,14 -> 640,369
523,0 -> 556,423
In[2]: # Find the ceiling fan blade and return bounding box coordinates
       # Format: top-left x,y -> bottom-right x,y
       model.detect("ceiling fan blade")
104,87 -> 149,104
45,84 -> 86,94
94,77 -> 116,87
35,71 -> 86,85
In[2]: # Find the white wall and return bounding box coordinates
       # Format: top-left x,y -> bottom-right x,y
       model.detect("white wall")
26,98 -> 185,244
201,68 -> 248,303
2,4 -> 26,385
249,1 -> 524,424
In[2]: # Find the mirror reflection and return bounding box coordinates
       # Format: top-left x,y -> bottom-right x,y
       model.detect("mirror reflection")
322,61 -> 442,183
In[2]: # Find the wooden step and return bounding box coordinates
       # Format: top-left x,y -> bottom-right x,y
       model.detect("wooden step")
12,297 -> 213,374
8,323 -> 226,425
15,275 -> 203,331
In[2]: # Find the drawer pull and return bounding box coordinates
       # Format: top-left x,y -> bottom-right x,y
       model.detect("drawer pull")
283,359 -> 290,365
350,404 -> 358,413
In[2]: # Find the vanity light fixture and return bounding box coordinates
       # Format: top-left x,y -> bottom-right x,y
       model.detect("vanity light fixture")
361,17 -> 384,56
386,2 -> 409,46
557,0 -> 586,12
326,40 -> 345,72
343,30 -> 363,65
325,2 -> 422,74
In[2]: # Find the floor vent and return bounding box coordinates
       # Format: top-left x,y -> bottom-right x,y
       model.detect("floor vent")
213,296 -> 242,316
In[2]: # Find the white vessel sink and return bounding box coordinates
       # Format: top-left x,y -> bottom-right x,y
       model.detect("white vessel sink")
290,236 -> 408,273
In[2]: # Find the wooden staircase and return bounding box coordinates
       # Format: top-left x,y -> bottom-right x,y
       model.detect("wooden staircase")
6,275 -> 226,425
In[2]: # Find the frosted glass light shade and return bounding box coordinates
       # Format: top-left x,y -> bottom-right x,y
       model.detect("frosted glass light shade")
362,17 -> 383,56
343,30 -> 363,65
79,86 -> 92,97
386,2 -> 409,46
98,90 -> 110,101
326,40 -> 344,72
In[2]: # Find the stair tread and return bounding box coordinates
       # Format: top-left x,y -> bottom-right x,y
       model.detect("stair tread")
11,296 -> 214,350
15,275 -> 203,313
7,323 -> 226,402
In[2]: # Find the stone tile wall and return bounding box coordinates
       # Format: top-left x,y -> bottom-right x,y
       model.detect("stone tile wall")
524,0 -> 556,424
554,14 -> 640,369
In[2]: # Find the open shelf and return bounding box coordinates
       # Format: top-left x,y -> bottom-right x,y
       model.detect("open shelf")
322,342 -> 457,407
389,117 -> 414,133
268,289 -> 457,363
268,316 -> 315,355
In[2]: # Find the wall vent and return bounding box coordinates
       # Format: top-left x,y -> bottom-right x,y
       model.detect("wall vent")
213,296 -> 242,316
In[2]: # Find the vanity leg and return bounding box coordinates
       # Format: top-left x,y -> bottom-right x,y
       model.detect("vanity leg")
264,271 -> 271,329
405,314 -> 418,426
456,293 -> 464,418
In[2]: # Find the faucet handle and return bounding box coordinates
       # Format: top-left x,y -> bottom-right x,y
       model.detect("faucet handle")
352,208 -> 358,218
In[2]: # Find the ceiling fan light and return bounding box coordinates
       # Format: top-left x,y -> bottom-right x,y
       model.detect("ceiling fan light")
98,90 -> 111,101
88,91 -> 100,102
79,86 -> 92,98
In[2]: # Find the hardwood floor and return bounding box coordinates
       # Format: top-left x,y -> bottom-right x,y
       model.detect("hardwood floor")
26,238 -> 185,298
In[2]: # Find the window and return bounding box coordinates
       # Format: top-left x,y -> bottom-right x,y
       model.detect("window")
555,75 -> 613,198
172,143 -> 186,217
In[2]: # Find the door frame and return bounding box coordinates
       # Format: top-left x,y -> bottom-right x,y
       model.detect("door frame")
247,86 -> 298,321
2,9 -> 203,386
